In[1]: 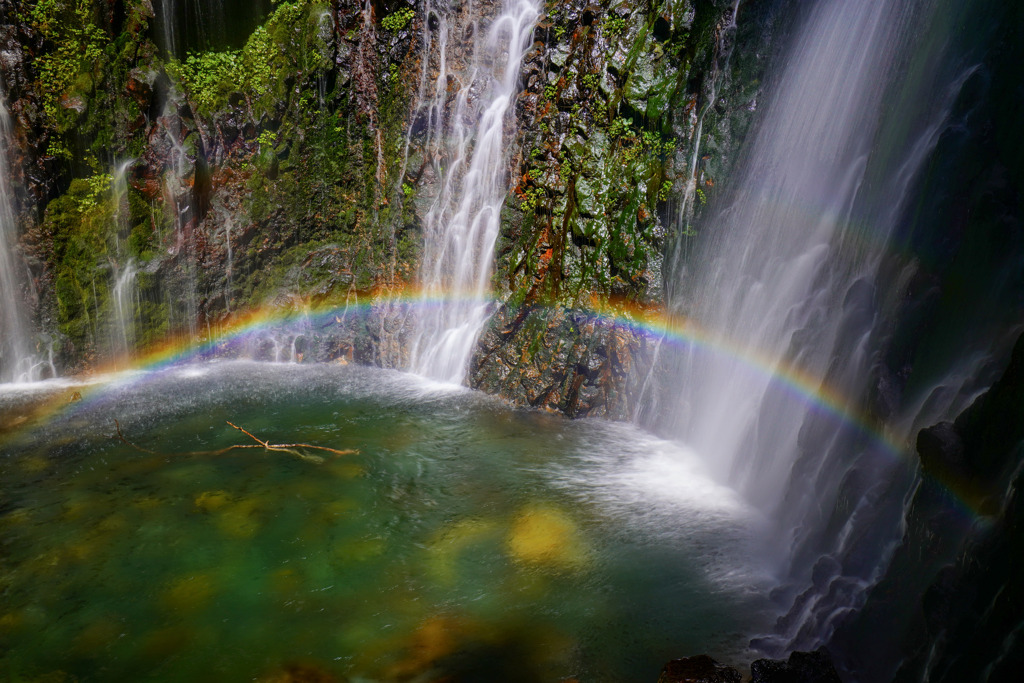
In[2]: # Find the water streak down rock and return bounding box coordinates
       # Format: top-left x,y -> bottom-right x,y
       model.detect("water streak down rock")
406,0 -> 540,384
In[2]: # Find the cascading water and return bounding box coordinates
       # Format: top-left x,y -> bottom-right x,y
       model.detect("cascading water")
406,0 -> 540,384
110,260 -> 138,360
153,0 -> 274,57
0,97 -> 27,382
107,159 -> 138,361
652,0 -> 994,657
0,95 -> 50,383
159,111 -> 200,341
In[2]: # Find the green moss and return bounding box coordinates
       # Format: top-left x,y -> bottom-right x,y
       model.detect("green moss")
30,0 -> 109,126
170,1 -> 330,118
42,173 -> 124,350
381,7 -> 414,32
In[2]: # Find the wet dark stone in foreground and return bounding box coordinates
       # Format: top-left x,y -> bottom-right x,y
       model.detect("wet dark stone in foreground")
657,654 -> 742,683
750,648 -> 842,682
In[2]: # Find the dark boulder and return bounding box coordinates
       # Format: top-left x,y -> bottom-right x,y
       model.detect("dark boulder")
917,421 -> 966,479
657,655 -> 741,683
750,649 -> 842,683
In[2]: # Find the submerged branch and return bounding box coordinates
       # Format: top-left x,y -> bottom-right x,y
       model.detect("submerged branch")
114,419 -> 160,455
114,420 -> 358,464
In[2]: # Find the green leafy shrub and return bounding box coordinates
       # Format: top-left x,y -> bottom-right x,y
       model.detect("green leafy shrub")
30,0 -> 109,124
381,7 -> 414,32
603,15 -> 627,38
608,116 -> 632,137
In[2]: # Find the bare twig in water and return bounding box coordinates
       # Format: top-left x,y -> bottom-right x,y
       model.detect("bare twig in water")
114,419 -> 160,455
114,420 -> 358,464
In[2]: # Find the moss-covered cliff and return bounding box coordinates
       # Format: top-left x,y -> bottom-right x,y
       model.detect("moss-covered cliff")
0,0 -> 776,407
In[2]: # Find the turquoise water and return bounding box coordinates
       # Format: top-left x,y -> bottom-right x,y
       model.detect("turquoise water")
0,362 -> 773,682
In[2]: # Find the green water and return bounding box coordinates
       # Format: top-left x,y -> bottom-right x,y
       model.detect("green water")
0,362 -> 772,682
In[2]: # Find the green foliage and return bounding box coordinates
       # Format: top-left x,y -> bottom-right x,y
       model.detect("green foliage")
42,174 -> 123,349
558,160 -> 572,184
170,1 -> 329,117
77,172 -> 113,212
603,15 -> 627,38
696,187 -> 707,205
658,179 -> 673,201
519,187 -> 544,214
381,7 -> 414,32
171,50 -> 240,114
553,24 -> 567,40
257,130 -> 277,148
402,182 -> 414,198
581,72 -> 601,91
30,0 -> 109,124
608,116 -> 632,137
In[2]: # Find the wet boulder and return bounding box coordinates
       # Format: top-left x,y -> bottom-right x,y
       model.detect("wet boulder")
750,649 -> 842,683
657,655 -> 741,683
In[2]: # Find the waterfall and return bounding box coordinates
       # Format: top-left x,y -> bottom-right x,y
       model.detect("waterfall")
159,111 -> 200,341
107,159 -> 138,361
0,95 -> 46,383
406,0 -> 540,384
654,0 -> 988,654
110,260 -> 138,361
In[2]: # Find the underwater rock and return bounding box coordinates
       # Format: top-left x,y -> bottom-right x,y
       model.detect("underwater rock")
194,490 -> 233,512
749,649 -> 842,683
657,654 -> 742,683
161,573 -> 217,613
506,504 -> 587,570
256,661 -> 339,683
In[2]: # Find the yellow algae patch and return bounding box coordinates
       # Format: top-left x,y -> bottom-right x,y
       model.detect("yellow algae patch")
132,495 -> 163,511
161,573 -> 217,613
215,498 -> 263,538
504,567 -> 551,600
333,536 -> 386,564
270,568 -> 303,597
386,615 -> 462,677
524,623 -> 578,671
194,490 -> 233,512
0,611 -> 24,634
72,617 -> 121,655
322,498 -> 358,519
506,505 -> 588,571
61,499 -> 93,521
96,514 -> 127,534
325,461 -> 366,479
21,671 -> 76,683
381,427 -> 417,453
256,661 -> 339,683
427,518 -> 500,584
140,626 -> 192,660
65,540 -> 99,563
19,455 -> 50,473
1,507 -> 31,527
23,549 -> 64,576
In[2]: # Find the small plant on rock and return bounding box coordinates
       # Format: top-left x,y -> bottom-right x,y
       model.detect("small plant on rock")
381,7 -> 414,32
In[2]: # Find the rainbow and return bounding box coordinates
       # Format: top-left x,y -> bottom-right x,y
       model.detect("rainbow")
1,290 -> 980,519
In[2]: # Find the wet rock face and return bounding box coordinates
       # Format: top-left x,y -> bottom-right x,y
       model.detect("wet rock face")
657,654 -> 742,683
0,0 -> 766,408
884,334 -> 1024,683
469,303 -> 653,419
750,649 -> 842,683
